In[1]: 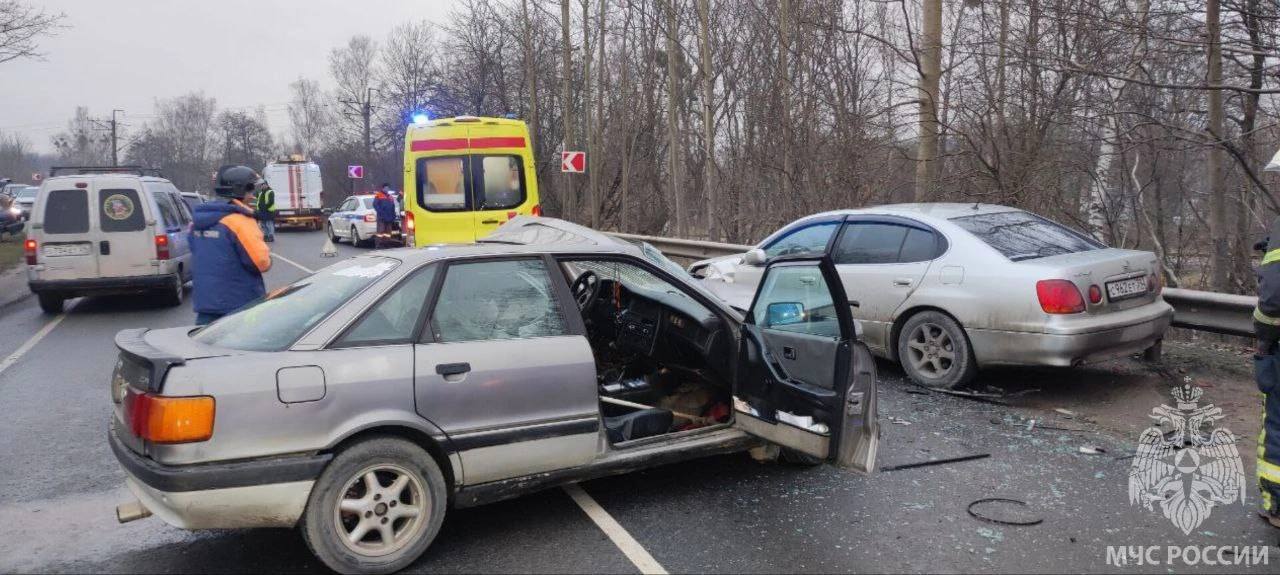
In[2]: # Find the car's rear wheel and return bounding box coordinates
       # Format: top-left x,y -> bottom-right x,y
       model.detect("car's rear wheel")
301,437 -> 447,575
156,272 -> 184,307
36,293 -> 63,314
897,311 -> 976,389
351,225 -> 368,248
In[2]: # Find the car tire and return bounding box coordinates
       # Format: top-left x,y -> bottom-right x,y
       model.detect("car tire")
156,273 -> 184,308
36,293 -> 63,314
327,222 -> 340,244
301,437 -> 447,575
896,311 -> 977,389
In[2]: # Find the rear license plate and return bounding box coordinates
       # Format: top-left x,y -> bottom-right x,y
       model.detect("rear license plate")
43,243 -> 91,257
1106,277 -> 1147,301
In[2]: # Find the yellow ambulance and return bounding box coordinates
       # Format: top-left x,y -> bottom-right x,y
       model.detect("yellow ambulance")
402,115 -> 541,245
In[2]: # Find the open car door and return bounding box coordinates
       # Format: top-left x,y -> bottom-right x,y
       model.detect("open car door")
732,255 -> 878,472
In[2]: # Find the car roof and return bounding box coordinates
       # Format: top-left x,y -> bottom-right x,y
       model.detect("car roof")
364,217 -> 640,264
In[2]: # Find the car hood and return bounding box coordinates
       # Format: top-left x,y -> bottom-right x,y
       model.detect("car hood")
688,252 -> 746,281
697,278 -> 756,312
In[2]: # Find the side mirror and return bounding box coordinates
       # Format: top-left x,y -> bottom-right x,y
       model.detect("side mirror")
322,208 -> 334,215
743,248 -> 767,266
765,302 -> 805,327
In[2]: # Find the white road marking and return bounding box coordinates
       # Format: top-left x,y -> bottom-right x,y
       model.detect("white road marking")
271,253 -> 316,274
563,484 -> 668,575
0,314 -> 66,380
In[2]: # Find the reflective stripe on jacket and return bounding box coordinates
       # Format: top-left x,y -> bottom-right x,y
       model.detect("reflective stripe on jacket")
190,200 -> 271,315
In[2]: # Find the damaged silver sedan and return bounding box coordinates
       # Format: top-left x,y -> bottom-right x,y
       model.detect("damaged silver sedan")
108,217 -> 879,574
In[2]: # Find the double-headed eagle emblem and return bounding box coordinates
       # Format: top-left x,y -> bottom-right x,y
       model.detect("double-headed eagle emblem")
1129,385 -> 1245,534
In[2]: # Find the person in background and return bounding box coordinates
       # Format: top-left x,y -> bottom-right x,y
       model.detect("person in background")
190,165 -> 272,326
1252,219 -> 1280,529
373,182 -> 398,236
255,183 -> 276,242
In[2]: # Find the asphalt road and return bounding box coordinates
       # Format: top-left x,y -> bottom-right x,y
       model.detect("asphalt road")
0,229 -> 1275,574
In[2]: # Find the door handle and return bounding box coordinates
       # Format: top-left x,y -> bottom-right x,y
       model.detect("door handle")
99,240 -> 110,255
783,346 -> 797,360
435,362 -> 471,376
481,219 -> 501,225
849,300 -> 860,308
892,278 -> 912,286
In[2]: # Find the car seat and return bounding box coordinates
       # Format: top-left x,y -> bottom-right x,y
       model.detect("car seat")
604,408 -> 674,443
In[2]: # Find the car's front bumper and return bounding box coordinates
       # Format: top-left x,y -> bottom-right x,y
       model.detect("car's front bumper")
109,428 -> 329,529
967,306 -> 1174,367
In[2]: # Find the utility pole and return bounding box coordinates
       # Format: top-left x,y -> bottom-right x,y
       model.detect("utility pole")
914,0 -> 942,202
362,87 -> 373,168
110,109 -> 122,166
1207,0 -> 1228,291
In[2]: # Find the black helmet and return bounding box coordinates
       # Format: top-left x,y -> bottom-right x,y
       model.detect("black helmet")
213,165 -> 262,199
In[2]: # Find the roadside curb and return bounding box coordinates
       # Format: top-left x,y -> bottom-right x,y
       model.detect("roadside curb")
0,265 -> 30,310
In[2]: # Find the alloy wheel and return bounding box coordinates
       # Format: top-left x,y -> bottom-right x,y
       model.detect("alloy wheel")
905,322 -> 955,379
332,464 -> 428,558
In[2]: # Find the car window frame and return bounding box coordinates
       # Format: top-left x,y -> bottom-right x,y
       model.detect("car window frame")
553,252 -> 739,329
832,215 -> 950,265
757,213 -> 849,261
329,262 -> 442,349
419,254 -> 581,344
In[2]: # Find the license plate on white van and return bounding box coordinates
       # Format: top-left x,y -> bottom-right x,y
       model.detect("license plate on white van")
1106,277 -> 1147,301
44,243 -> 91,257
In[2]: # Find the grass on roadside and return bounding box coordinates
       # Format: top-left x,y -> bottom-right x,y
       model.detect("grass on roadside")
0,232 -> 25,273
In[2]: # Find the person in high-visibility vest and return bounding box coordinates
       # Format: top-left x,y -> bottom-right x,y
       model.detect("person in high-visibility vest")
1253,219 -> 1280,528
255,184 -> 277,242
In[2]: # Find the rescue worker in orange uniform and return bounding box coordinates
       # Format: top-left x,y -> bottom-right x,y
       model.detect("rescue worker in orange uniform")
189,165 -> 272,325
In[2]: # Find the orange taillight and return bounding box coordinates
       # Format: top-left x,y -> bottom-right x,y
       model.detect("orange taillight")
531,204 -> 542,217
124,389 -> 215,444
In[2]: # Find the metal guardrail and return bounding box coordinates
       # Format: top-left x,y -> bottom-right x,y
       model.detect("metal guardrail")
608,233 -> 1257,338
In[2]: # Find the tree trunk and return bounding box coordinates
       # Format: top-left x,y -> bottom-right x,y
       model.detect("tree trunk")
698,0 -> 715,240
665,0 -> 684,237
914,0 -> 941,202
592,0 -> 606,229
560,0 -> 576,220
1206,0 -> 1228,291
521,0 -> 540,157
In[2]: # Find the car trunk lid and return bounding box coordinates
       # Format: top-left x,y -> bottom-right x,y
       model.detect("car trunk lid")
1022,248 -> 1160,315
111,327 -> 231,456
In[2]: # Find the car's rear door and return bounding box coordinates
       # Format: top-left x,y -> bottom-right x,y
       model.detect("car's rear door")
832,217 -> 945,354
413,256 -> 599,485
34,185 -> 97,280
732,255 -> 879,472
95,180 -> 154,278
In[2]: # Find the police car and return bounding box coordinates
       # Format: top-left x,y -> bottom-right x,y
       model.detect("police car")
325,194 -> 380,247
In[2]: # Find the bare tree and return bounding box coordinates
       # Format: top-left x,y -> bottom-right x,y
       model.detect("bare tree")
288,78 -> 330,157
0,1 -> 64,65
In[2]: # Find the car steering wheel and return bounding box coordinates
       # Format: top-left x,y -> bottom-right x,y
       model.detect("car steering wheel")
571,270 -> 601,312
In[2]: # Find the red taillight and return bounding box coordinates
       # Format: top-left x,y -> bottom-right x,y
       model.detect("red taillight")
531,204 -> 542,217
403,211 -> 415,233
123,388 -> 215,444
154,235 -> 170,260
363,213 -> 376,223
507,211 -> 517,220
1087,284 -> 1102,304
24,238 -> 37,265
1037,279 -> 1086,314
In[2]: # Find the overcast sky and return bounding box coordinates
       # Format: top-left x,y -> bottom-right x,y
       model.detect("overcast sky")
2,0 -> 458,153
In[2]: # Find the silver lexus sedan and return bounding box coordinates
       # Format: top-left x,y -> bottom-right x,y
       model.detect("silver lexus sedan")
690,203 -> 1174,389
109,217 -> 878,574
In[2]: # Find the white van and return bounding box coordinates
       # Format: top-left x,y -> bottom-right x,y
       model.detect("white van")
26,167 -> 193,313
